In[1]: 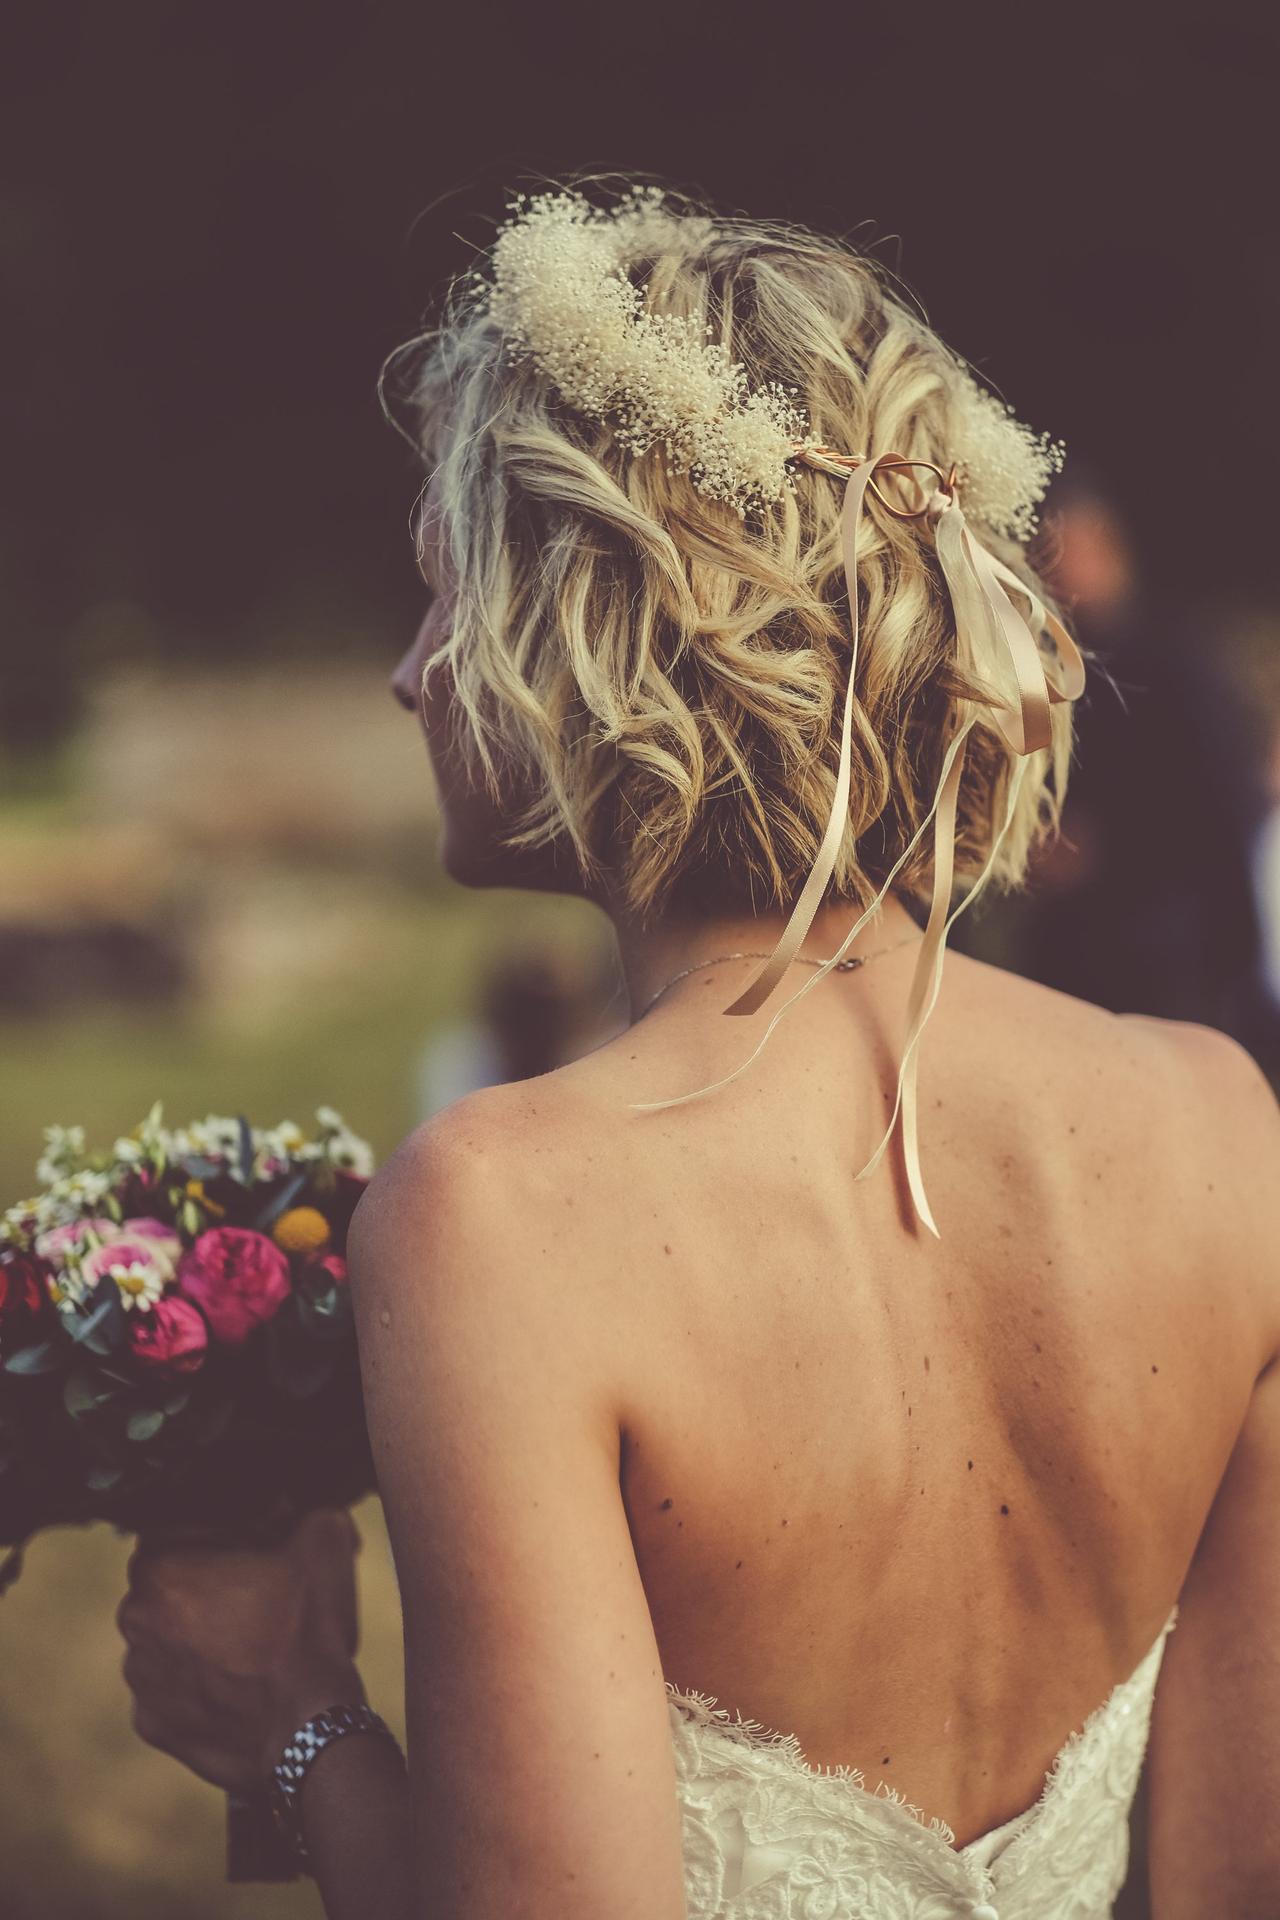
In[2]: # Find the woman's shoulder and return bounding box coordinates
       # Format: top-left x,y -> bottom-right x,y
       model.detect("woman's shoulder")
1011,978 -> 1280,1366
947,948 -> 1275,1128
349,1074 -> 631,1310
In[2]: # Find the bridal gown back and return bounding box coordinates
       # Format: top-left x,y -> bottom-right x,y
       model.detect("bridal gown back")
666,1608 -> 1177,1919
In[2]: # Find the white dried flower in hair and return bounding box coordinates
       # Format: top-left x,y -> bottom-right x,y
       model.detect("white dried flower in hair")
950,372 -> 1065,542
485,190 -> 810,516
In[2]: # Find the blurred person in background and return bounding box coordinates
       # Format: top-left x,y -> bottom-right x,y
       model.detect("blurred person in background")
1012,475 -> 1280,1077
112,185 -> 1280,1919
415,950 -> 612,1116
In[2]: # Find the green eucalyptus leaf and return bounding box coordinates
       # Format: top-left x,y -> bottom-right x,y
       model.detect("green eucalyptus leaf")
72,1291 -> 127,1357
97,1363 -> 137,1388
181,1155 -> 224,1182
295,1284 -> 350,1343
63,1369 -> 122,1420
160,1385 -> 191,1418
85,1463 -> 124,1492
125,1407 -> 165,1444
296,1286 -> 328,1329
180,1198 -> 202,1237
103,1193 -> 124,1223
3,1341 -> 62,1376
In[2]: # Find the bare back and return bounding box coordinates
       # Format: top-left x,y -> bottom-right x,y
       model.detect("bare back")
489,946 -> 1279,1855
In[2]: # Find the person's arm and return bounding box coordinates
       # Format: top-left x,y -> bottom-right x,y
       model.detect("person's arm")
346,1097 -> 688,1918
1144,1028 -> 1280,1915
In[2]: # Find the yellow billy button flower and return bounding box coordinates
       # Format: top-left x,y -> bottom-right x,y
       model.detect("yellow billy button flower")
272,1207 -> 330,1256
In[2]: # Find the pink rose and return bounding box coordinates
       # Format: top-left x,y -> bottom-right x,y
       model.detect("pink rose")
114,1217 -> 183,1277
313,1253 -> 347,1287
80,1236 -> 172,1310
177,1227 -> 291,1345
113,1228 -> 182,1259
128,1296 -> 208,1374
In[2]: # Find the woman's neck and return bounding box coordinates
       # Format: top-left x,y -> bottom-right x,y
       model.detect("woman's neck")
610,890 -> 922,1026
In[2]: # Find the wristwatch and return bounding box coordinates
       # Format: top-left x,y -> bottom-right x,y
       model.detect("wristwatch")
269,1703 -> 405,1867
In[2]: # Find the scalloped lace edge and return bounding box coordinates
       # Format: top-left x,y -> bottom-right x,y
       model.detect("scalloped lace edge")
666,1604 -> 1178,1859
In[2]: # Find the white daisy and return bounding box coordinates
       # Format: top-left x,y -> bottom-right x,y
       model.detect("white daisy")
105,1259 -> 167,1312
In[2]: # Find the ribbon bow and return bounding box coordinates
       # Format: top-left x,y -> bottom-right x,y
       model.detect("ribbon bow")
633,450 -> 1085,1238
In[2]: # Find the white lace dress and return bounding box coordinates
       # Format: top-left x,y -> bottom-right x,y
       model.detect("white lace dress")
667,1609 -> 1177,1919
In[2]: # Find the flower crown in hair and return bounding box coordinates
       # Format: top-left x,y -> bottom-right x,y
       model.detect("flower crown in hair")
482,189 -> 1063,536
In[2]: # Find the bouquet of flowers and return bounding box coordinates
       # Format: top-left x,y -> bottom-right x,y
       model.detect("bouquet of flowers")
0,1104 -> 376,1590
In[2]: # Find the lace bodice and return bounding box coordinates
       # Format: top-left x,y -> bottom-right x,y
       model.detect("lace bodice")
667,1609 -> 1177,1919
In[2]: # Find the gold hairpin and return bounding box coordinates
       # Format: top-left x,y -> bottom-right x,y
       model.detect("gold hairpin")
792,445 -> 959,521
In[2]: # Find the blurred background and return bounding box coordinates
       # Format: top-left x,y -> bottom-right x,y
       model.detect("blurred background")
2,5 -> 1278,1914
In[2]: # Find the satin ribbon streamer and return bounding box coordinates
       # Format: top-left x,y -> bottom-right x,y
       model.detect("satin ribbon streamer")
633,456 -> 1085,1238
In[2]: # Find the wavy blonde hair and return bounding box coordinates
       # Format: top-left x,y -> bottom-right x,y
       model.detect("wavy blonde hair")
381,181 -> 1076,922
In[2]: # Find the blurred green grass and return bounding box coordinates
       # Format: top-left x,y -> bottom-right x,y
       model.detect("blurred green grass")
0,872 -> 605,1918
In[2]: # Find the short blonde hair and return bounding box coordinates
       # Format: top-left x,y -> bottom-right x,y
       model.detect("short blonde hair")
381,181 -> 1075,922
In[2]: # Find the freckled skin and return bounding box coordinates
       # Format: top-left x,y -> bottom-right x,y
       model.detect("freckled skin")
545,960 -> 1276,1848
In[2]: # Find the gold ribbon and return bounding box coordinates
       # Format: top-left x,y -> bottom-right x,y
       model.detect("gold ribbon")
633,455 -> 1085,1239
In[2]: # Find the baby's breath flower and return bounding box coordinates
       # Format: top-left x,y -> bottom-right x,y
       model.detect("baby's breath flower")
486,190 -> 809,516
950,372 -> 1065,541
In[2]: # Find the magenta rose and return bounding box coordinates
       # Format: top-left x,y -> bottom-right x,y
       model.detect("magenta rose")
177,1227 -> 291,1345
0,1248 -> 52,1352
129,1296 -> 208,1374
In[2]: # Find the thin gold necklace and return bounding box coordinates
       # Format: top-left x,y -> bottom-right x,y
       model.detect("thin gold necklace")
638,927 -> 920,1019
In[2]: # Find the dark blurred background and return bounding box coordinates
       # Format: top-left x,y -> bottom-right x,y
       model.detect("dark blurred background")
2,6 -> 1278,1915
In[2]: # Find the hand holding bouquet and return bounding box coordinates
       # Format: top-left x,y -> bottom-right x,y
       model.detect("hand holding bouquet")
0,1104 -> 376,1579
1,1104 -> 380,1877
